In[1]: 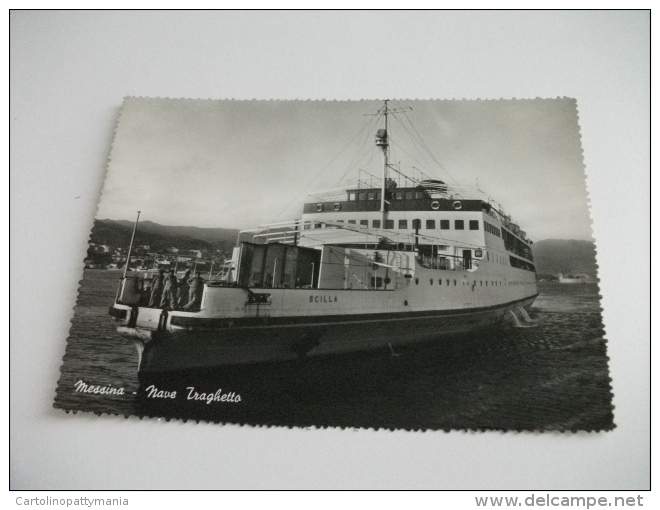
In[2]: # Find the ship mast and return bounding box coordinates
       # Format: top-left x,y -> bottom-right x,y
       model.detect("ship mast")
376,100 -> 390,230
123,210 -> 141,278
374,100 -> 411,231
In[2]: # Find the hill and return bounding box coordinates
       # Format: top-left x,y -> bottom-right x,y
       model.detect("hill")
112,220 -> 240,249
532,239 -> 598,277
91,220 -> 239,252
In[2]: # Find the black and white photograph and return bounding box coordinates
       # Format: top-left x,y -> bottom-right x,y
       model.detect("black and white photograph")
11,10 -> 649,491
53,97 -> 613,431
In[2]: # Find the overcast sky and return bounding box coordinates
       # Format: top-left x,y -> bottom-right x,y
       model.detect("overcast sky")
97,97 -> 593,241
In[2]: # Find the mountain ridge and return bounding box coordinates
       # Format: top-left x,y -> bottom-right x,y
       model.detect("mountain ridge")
91,219 -> 240,253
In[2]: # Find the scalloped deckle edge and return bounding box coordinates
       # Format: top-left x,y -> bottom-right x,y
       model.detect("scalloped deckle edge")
53,97 -> 614,433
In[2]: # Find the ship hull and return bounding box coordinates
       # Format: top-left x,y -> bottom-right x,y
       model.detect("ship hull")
116,294 -> 537,375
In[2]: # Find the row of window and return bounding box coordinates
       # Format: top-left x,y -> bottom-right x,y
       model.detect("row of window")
304,219 -> 481,231
362,276 -> 531,289
348,190 -> 427,202
503,229 -> 533,261
509,256 -> 536,272
413,277 -> 535,287
484,221 -> 501,238
486,251 -> 507,265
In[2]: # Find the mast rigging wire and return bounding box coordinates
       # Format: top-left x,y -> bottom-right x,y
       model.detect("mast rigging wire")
330,113 -> 382,190
269,101 -> 383,224
393,101 -> 459,186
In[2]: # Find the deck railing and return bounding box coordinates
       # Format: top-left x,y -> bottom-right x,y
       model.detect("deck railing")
416,253 -> 474,272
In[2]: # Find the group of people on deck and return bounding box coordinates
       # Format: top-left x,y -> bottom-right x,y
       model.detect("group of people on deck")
148,269 -> 205,311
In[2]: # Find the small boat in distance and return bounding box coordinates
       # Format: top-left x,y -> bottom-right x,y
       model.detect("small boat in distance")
109,101 -> 539,376
558,273 -> 588,284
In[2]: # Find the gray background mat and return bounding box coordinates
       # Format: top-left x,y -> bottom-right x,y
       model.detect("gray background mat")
10,10 -> 650,489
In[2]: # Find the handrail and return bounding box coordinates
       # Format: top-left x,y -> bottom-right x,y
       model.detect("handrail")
416,253 -> 473,272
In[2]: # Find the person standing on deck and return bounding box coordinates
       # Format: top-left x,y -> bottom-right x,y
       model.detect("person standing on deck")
160,269 -> 179,309
177,269 -> 191,309
184,272 -> 204,311
148,269 -> 165,307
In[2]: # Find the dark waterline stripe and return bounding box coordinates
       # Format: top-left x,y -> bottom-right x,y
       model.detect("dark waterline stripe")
168,293 -> 539,330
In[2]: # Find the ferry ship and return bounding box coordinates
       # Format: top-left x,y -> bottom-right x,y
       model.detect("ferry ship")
109,101 -> 538,375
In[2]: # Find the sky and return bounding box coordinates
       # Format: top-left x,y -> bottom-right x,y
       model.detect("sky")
97,97 -> 593,241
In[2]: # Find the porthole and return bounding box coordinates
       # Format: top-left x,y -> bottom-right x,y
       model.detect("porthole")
333,203 -> 341,211
431,200 -> 440,210
415,278 -> 419,285
316,203 -> 324,212
453,200 -> 462,210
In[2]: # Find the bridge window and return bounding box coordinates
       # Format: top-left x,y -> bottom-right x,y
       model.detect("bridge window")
348,192 -> 356,201
440,220 -> 450,230
372,220 -> 381,228
426,220 -> 436,229
415,191 -> 424,199
367,192 -> 375,200
398,219 -> 408,229
405,191 -> 414,200
384,219 -> 394,229
469,220 -> 480,230
455,220 -> 464,230
395,191 -> 404,200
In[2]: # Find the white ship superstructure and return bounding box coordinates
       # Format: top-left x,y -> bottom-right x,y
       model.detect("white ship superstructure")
109,101 -> 538,375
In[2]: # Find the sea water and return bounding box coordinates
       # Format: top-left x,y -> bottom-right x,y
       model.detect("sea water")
54,270 -> 614,431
